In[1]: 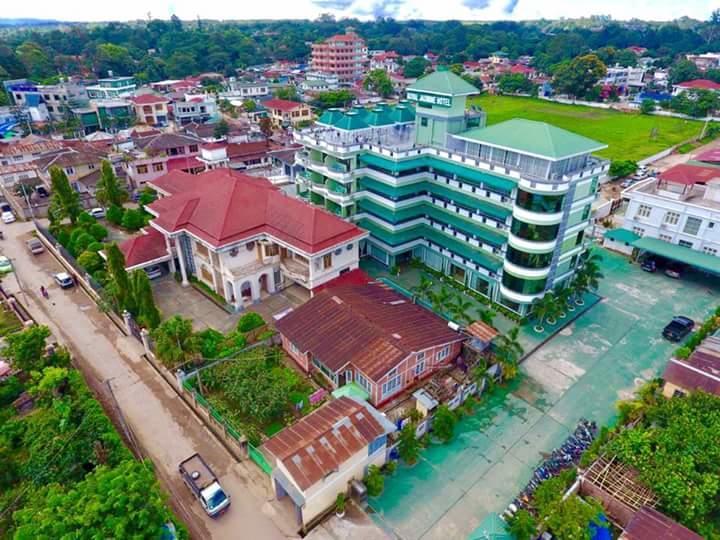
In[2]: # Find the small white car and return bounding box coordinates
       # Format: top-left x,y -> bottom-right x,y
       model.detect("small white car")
0,256 -> 12,274
1,211 -> 16,224
53,272 -> 74,289
89,207 -> 106,219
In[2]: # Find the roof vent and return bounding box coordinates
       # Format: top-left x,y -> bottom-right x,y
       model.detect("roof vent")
388,300 -> 405,305
392,333 -> 402,339
331,295 -> 343,304
291,454 -> 302,465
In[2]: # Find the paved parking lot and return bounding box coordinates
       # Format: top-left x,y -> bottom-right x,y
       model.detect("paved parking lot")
368,248 -> 718,540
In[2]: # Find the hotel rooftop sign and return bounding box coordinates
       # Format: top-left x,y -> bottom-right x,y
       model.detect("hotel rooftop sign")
406,91 -> 452,108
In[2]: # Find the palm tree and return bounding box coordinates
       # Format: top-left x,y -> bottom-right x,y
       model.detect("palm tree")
494,326 -> 524,381
411,275 -> 434,304
477,307 -> 497,326
572,252 -> 604,305
555,287 -> 572,318
448,294 -> 474,325
530,296 -> 550,333
430,286 -> 453,317
543,291 -> 562,326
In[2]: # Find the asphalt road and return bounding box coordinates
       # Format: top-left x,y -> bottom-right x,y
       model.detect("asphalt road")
1,220 -> 296,540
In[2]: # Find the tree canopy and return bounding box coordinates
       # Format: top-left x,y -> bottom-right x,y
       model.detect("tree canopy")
48,167 -> 82,225
95,161 -> 128,208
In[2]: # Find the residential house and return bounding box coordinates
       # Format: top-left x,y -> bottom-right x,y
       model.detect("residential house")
299,79 -> 336,94
671,79 -> 720,96
685,53 -> 720,71
303,71 -> 340,90
6,79 -> 87,121
37,146 -> 124,197
620,164 -> 720,274
226,79 -> 271,98
263,99 -> 312,128
661,331 -> 720,398
0,138 -> 65,166
130,94 -> 170,126
275,282 -> 466,407
121,132 -> 203,187
620,507 -> 702,540
120,168 -> 367,310
262,396 -> 395,531
310,29 -> 367,84
72,99 -> 134,135
0,162 -> 41,189
198,140 -> 277,171
86,76 -> 136,99
171,95 -> 218,125
370,51 -> 401,74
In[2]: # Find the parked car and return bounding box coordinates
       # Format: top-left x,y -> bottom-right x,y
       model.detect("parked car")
36,186 -> 49,197
664,263 -> 684,279
620,178 -> 634,188
640,258 -> 657,272
1,211 -> 15,224
0,256 -> 12,274
53,272 -> 74,289
179,453 -> 230,517
89,207 -> 106,219
0,202 -> 12,213
662,316 -> 694,342
26,238 -> 44,255
144,265 -> 163,279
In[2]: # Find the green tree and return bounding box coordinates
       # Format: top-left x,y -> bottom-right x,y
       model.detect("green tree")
138,187 -> 158,206
106,204 -> 125,225
543,495 -> 606,540
552,54 -> 607,99
259,116 -> 273,137
237,312 -> 265,333
497,73 -> 535,94
640,98 -> 655,115
165,51 -> 198,79
397,423 -> 420,465
105,243 -> 135,314
12,459 -> 178,539
669,59 -> 701,85
609,159 -> 637,178
508,509 -> 537,540
242,99 -> 256,112
95,161 -> 128,208
363,69 -> 393,97
48,167 -> 82,225
3,325 -> 51,372
432,405 -> 457,443
274,85 -> 299,101
213,119 -> 230,139
403,57 -> 430,78
16,42 -> 55,80
121,208 -> 147,231
411,275 -> 434,303
89,223 -> 108,242
449,63 -> 464,76
461,74 -> 484,91
94,43 -> 135,76
151,316 -> 200,368
448,294 -> 474,325
312,89 -> 355,110
77,251 -> 104,274
131,270 -> 161,329
494,326 -> 524,380
364,464 -> 384,496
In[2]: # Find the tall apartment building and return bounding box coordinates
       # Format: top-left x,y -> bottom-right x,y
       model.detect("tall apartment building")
294,68 -> 609,315
310,29 -> 367,85
86,76 -> 136,99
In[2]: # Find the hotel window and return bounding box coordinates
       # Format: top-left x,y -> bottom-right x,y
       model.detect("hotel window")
415,358 -> 426,376
659,234 -> 672,242
664,211 -> 680,225
195,242 -> 209,258
265,244 -> 279,256
678,240 -> 693,248
703,246 -> 718,256
136,165 -> 148,174
632,226 -> 645,237
636,204 -> 651,219
65,167 -> 75,174
683,217 -> 702,236
153,162 -> 164,172
323,253 -> 332,269
382,373 -> 401,399
437,346 -> 450,361
189,145 -> 198,153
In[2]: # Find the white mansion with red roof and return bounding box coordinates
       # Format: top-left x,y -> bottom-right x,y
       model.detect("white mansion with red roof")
120,169 -> 367,310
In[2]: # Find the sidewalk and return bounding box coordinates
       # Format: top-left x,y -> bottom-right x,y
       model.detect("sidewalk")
1,221 -> 297,540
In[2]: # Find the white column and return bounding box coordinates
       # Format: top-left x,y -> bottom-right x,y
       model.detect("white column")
165,235 -> 176,273
231,280 -> 243,311
250,276 -> 261,303
175,240 -> 189,286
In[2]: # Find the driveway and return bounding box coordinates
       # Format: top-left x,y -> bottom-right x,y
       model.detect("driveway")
1,220 -> 297,540
368,248 -> 718,540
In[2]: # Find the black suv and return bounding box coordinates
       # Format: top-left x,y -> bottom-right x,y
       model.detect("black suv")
662,316 -> 694,342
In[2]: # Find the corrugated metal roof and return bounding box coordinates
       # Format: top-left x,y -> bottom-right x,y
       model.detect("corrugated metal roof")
622,507 -> 702,540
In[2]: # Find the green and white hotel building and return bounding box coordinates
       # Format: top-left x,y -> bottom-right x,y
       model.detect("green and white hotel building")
293,68 -> 609,315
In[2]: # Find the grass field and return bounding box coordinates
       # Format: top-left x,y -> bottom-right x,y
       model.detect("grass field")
469,95 -> 704,162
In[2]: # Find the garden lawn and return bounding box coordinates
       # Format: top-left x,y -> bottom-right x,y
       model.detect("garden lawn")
0,304 -> 22,336
469,95 -> 703,162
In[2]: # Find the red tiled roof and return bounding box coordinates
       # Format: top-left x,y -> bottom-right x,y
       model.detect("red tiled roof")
467,321 -> 499,342
662,335 -> 720,396
131,94 -> 170,105
166,156 -> 204,172
226,141 -> 273,159
326,33 -> 363,43
147,168 -> 365,252
311,268 -> 371,294
694,148 -> 720,163
201,142 -> 226,151
676,79 -> 720,90
118,227 -> 169,269
263,397 -> 385,491
264,99 -> 305,112
510,64 -> 535,75
659,164 -> 720,185
622,507 -> 702,540
275,282 -> 464,381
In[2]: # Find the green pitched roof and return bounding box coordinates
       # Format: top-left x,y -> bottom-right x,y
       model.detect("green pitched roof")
316,108 -> 344,127
634,237 -> 720,274
389,104 -> 415,123
333,111 -> 368,131
457,118 -> 607,160
604,228 -> 640,244
365,108 -> 394,126
407,68 -> 480,97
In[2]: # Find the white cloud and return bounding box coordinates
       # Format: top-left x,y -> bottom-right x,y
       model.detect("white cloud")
3,0 -> 715,22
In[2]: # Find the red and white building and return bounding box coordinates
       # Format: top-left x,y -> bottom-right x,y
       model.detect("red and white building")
276,282 -> 465,407
120,168 -> 367,310
130,94 -> 170,126
263,99 -> 312,128
671,78 -> 720,96
120,132 -> 204,187
310,29 -> 367,84
370,51 -> 401,74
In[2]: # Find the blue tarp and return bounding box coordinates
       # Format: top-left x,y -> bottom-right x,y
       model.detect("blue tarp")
590,515 -> 611,540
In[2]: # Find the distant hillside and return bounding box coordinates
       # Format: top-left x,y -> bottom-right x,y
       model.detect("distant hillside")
0,18 -> 67,27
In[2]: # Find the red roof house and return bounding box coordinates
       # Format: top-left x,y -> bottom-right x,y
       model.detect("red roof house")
659,164 -> 720,186
620,507 -> 702,540
118,227 -> 170,270
662,333 -> 720,398
275,282 -> 465,406
674,79 -> 720,91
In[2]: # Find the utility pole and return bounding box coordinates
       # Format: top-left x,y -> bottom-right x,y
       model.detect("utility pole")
19,183 -> 34,220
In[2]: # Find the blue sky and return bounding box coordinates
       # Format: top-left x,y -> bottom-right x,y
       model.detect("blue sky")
6,0 -> 717,22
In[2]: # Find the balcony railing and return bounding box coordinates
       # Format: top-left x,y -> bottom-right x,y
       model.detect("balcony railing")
280,257 -> 310,282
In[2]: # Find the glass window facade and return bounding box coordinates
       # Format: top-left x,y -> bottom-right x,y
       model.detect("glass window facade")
506,246 -> 553,269
510,218 -> 560,242
501,272 -> 547,295
515,190 -> 564,213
